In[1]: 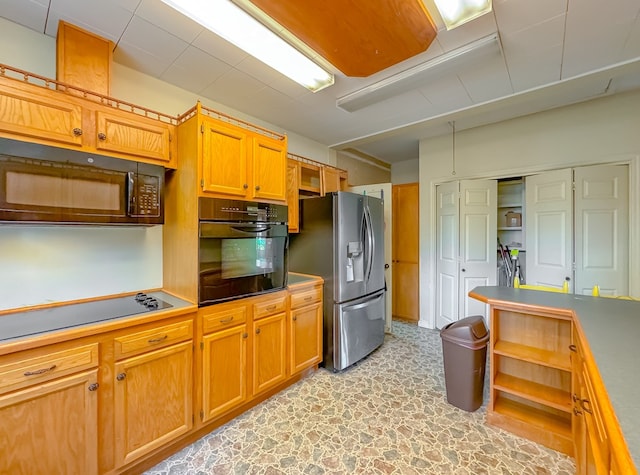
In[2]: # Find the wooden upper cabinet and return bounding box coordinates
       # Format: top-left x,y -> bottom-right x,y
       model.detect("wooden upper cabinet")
56,20 -> 113,96
321,166 -> 341,195
95,109 -> 176,167
286,159 -> 300,233
201,117 -> 249,197
252,134 -> 287,201
200,115 -> 287,202
0,79 -> 84,147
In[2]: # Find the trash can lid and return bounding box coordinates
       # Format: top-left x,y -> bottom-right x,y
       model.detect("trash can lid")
440,315 -> 489,348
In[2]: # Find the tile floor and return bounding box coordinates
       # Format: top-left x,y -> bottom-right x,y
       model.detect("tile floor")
145,321 -> 576,474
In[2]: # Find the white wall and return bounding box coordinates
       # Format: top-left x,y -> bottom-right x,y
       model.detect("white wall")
391,159 -> 419,184
0,18 -> 332,309
419,89 -> 640,328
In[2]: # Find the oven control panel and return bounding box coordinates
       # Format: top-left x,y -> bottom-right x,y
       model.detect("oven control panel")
199,198 -> 287,223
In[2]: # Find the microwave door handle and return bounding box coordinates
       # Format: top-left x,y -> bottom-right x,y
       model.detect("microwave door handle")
126,171 -> 135,216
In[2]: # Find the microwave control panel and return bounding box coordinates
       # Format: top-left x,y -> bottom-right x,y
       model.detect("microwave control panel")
131,173 -> 161,217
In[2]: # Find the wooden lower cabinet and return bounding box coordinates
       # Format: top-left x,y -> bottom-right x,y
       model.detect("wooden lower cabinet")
0,369 -> 99,475
289,283 -> 323,375
252,293 -> 288,395
488,306 -> 574,455
113,341 -> 193,467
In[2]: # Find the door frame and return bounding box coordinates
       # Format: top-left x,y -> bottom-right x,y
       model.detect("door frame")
421,154 -> 640,329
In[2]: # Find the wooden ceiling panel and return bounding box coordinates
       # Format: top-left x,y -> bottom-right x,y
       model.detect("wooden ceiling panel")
247,0 -> 438,77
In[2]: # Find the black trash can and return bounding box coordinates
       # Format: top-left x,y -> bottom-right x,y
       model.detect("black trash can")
440,315 -> 489,412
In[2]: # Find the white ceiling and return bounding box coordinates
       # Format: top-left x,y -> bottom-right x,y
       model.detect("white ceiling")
2,0 -> 640,164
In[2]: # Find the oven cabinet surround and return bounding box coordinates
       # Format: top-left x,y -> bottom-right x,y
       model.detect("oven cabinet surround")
469,286 -> 638,474
176,102 -> 287,203
0,70 -> 178,169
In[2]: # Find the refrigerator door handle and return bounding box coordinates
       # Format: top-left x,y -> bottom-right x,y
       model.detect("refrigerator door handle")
364,203 -> 375,282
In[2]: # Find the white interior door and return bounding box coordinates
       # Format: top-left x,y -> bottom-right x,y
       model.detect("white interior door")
436,181 -> 459,329
459,180 -> 497,321
574,165 -> 629,296
525,169 -> 573,290
348,183 -> 393,332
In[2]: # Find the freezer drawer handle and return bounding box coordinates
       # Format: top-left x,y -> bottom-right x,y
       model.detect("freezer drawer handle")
24,364 -> 57,376
345,293 -> 384,312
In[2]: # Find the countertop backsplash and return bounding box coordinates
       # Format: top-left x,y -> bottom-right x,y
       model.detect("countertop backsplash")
0,224 -> 163,311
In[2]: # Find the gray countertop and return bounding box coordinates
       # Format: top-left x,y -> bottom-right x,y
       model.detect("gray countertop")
471,286 -> 640,469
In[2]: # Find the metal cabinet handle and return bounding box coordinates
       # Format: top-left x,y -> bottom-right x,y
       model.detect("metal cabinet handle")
116,373 -> 126,381
72,128 -> 83,136
581,399 -> 593,414
243,183 -> 249,189
148,334 -> 168,344
88,383 -> 99,392
242,333 -> 248,339
569,344 -> 577,352
256,328 -> 261,334
255,185 -> 261,191
220,316 -> 234,324
573,407 -> 582,416
266,305 -> 276,311
304,296 -> 313,301
292,316 -> 297,321
24,364 -> 57,376
98,132 -> 107,141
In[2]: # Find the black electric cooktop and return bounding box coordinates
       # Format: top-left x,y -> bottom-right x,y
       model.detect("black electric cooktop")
0,292 -> 174,342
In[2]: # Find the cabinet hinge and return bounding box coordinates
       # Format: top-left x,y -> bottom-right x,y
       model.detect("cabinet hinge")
200,179 -> 205,188
200,341 -> 204,350
169,132 -> 172,142
201,124 -> 204,134
200,410 -> 204,421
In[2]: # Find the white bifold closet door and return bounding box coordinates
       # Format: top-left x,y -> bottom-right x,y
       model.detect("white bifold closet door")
525,165 -> 628,295
574,165 -> 628,296
436,180 -> 496,329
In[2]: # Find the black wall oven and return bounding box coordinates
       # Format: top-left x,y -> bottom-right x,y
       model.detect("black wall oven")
198,198 -> 288,306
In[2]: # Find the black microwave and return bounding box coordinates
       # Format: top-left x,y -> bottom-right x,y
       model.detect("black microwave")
0,138 -> 164,225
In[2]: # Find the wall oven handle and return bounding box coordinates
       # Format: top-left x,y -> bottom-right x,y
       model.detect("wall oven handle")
230,225 -> 271,234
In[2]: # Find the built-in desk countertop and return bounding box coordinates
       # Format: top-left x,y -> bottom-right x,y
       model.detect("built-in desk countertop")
470,286 -> 639,470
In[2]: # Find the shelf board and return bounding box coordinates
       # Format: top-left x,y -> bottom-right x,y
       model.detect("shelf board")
498,226 -> 522,231
298,184 -> 321,194
494,341 -> 571,371
498,204 -> 522,208
494,373 -> 571,413
489,396 -> 573,455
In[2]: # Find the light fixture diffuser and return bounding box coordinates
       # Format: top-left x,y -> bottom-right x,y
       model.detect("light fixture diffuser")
160,0 -> 334,92
433,0 -> 492,30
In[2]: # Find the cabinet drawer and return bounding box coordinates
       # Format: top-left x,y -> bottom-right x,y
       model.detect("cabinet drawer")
290,286 -> 322,309
253,294 -> 287,320
201,305 -> 247,334
0,342 -> 99,395
114,319 -> 193,360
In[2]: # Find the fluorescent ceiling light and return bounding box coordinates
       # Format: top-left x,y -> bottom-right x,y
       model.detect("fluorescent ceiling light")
336,34 -> 500,112
433,0 -> 492,30
160,0 -> 334,92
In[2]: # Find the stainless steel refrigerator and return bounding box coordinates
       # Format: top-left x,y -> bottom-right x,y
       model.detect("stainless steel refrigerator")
289,191 -> 386,371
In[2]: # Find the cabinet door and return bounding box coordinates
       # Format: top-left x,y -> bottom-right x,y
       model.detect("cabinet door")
201,119 -> 249,197
525,169 -> 573,290
321,166 -> 341,195
574,165 -> 628,296
0,370 -> 99,475
0,81 -> 84,146
290,302 -> 322,375
252,312 -> 287,395
392,183 -> 419,322
201,324 -> 248,423
286,159 -> 300,233
114,341 -> 193,467
95,109 -> 175,167
251,134 -> 287,201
